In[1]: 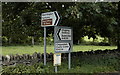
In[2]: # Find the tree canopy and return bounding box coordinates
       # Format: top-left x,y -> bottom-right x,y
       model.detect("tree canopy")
2,2 -> 120,49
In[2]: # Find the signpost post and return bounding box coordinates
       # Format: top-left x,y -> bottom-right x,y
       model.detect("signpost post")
43,27 -> 46,65
68,52 -> 71,69
41,11 -> 60,65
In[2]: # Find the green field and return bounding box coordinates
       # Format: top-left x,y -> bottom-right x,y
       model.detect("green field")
2,45 -> 117,55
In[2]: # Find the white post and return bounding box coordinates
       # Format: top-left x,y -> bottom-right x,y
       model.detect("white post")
68,52 -> 71,69
44,27 -> 46,65
55,66 -> 57,73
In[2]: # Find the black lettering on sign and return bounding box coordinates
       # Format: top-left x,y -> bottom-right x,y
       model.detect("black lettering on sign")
42,13 -> 53,16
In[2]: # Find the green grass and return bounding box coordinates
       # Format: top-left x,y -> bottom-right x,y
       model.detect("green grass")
2,45 -> 117,55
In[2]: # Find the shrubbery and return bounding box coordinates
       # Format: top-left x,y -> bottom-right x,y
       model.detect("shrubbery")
98,42 -> 110,46
2,49 -> 120,74
2,63 -> 54,74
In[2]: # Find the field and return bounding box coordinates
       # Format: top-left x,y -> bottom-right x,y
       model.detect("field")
2,45 -> 117,55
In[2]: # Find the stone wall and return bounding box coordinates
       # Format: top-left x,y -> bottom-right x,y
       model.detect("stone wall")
1,49 -> 119,66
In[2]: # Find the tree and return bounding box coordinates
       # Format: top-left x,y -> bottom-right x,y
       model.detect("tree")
2,2 -> 119,48
2,2 -> 48,45
116,2 -> 120,49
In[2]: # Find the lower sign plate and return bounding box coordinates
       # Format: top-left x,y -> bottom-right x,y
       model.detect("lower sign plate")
54,53 -> 61,66
55,43 -> 70,52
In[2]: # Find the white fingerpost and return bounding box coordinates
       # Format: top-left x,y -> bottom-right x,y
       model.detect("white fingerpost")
41,11 -> 60,66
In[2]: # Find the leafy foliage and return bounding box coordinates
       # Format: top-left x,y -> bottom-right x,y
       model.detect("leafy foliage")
2,63 -> 54,74
2,49 -> 120,74
2,2 -> 120,48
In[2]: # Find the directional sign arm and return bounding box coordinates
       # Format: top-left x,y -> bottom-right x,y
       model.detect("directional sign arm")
55,43 -> 70,52
41,11 -> 60,27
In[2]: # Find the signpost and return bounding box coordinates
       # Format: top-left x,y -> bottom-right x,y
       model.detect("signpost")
54,26 -> 73,53
54,26 -> 73,69
41,11 -> 60,65
41,11 -> 73,72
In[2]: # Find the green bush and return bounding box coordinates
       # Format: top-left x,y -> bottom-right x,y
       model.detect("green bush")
2,36 -> 8,46
2,50 -> 120,74
2,63 -> 54,74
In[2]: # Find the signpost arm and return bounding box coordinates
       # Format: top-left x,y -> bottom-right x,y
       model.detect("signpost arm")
68,52 -> 71,69
44,27 -> 47,65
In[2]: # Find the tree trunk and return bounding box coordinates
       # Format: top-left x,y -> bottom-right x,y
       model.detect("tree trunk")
108,38 -> 111,45
117,40 -> 120,50
117,1 -> 120,50
32,36 -> 34,46
8,38 -> 11,44
93,38 -> 95,43
77,40 -> 80,45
